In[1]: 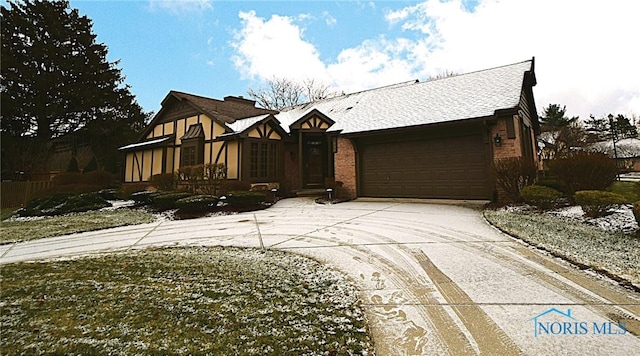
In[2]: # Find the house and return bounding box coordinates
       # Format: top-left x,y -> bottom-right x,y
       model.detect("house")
120,58 -> 539,201
589,138 -> 640,172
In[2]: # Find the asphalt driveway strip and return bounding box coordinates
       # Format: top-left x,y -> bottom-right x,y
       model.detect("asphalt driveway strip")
2,197 -> 639,355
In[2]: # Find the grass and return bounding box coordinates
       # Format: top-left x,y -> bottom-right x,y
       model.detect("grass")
0,246 -> 373,355
607,181 -> 640,203
0,208 -> 18,221
0,209 -> 156,244
484,209 -> 640,288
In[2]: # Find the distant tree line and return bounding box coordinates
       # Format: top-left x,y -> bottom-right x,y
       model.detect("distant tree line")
538,103 -> 638,162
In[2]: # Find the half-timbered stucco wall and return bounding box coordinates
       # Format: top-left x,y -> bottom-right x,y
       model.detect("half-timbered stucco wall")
123,114 -> 241,182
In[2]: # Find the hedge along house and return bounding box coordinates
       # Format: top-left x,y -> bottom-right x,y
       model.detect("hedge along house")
120,58 -> 539,201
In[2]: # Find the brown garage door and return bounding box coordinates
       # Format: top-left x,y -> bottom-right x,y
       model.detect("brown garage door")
359,134 -> 490,199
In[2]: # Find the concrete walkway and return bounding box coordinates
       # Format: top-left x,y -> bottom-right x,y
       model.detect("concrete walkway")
2,198 -> 639,355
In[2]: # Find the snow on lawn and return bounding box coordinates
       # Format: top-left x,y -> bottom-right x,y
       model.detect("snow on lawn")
0,246 -> 374,355
0,209 -> 156,244
485,206 -> 640,288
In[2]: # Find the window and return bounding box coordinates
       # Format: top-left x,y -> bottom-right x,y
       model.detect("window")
182,145 -> 197,166
521,121 -> 534,159
180,123 -> 204,167
249,140 -> 278,179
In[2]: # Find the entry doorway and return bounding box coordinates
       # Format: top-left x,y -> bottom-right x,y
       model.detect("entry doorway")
303,134 -> 327,187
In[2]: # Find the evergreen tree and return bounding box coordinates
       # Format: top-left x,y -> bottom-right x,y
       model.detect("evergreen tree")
1,0 -> 149,174
537,104 -> 586,160
66,156 -> 79,173
540,104 -> 578,129
585,114 -> 638,142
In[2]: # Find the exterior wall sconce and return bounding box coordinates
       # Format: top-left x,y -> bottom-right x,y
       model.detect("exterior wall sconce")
494,133 -> 502,147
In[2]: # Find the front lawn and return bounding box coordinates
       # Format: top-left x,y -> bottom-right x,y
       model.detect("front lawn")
485,208 -> 640,288
1,209 -> 156,244
607,181 -> 640,202
0,246 -> 373,355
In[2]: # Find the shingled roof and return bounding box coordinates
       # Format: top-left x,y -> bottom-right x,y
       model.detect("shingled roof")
138,59 -> 536,142
165,91 -> 275,124
273,59 -> 536,134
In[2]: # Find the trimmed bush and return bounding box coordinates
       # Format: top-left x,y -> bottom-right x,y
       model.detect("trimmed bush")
548,152 -> 618,197
520,185 -> 564,210
151,192 -> 192,211
97,189 -> 119,200
31,184 -> 102,199
492,157 -> 537,202
18,192 -> 111,217
224,191 -> 265,206
574,190 -> 626,218
220,180 -> 251,194
118,183 -> 149,200
176,195 -> 219,213
536,176 -> 569,195
130,191 -> 156,205
151,173 -> 175,191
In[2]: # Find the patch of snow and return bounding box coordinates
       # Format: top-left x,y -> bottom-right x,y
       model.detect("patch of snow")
546,205 -> 584,220
587,205 -> 638,233
546,204 -> 638,233
101,200 -> 135,211
502,204 -> 638,234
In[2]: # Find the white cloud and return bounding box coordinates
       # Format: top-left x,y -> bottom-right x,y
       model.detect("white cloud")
230,11 -> 418,93
327,37 -> 418,92
148,0 -> 212,15
322,11 -> 337,27
382,0 -> 640,119
230,0 -> 639,119
231,11 -> 330,83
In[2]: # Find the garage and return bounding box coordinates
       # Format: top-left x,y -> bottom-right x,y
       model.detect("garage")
358,130 -> 491,199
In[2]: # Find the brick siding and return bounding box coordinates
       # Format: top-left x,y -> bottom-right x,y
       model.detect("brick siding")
334,137 -> 357,199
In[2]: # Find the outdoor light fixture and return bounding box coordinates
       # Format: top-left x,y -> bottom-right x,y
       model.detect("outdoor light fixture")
494,133 -> 502,147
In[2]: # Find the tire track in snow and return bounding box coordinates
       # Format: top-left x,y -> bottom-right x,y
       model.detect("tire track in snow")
403,216 -> 640,338
385,213 -> 640,340
413,250 -> 522,355
265,220 -> 477,355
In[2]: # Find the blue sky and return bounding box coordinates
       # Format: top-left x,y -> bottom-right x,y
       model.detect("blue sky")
65,0 -> 638,120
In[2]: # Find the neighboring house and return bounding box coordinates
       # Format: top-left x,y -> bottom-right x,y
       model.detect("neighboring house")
120,58 -> 539,201
589,138 -> 640,172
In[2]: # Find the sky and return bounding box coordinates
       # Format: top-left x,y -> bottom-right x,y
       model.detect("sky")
61,0 -> 639,121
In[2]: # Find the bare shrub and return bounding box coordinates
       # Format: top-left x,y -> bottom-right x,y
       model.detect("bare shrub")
548,152 -> 617,197
492,157 -> 538,202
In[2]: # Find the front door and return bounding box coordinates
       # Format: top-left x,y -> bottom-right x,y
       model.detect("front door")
303,135 -> 326,187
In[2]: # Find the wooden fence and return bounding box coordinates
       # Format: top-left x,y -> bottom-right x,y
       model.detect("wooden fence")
1,181 -> 52,208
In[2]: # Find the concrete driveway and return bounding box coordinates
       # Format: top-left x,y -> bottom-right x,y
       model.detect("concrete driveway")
2,198 -> 639,355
